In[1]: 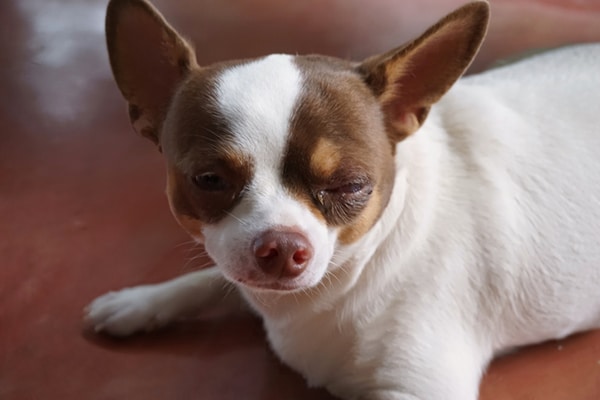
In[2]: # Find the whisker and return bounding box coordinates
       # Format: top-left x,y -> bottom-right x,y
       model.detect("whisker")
179,248 -> 213,273
225,210 -> 250,227
174,239 -> 199,249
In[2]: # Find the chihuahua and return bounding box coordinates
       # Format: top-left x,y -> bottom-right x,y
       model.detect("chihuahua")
86,0 -> 600,399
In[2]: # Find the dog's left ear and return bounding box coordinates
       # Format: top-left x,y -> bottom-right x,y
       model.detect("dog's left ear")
358,1 -> 489,141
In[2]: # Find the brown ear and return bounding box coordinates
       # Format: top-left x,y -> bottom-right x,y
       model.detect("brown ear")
106,0 -> 198,145
358,1 -> 489,141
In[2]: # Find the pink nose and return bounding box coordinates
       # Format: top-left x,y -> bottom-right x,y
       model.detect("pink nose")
252,230 -> 313,279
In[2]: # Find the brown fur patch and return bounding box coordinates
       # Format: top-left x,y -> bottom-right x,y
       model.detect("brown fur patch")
283,55 -> 397,243
310,137 -> 342,177
338,189 -> 382,245
166,166 -> 203,239
161,64 -> 255,227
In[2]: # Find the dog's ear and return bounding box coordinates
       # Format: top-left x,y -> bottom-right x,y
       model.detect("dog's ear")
106,0 -> 198,145
357,1 -> 489,141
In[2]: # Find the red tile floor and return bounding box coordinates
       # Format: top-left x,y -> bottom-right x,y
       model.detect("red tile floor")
1,0 -> 599,399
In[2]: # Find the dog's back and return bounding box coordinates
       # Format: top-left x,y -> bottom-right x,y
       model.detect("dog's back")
410,43 -> 600,350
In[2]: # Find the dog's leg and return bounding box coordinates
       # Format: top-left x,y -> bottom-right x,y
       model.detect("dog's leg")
85,267 -> 238,336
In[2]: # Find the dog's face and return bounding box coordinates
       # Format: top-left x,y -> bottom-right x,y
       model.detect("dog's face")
105,0 -> 488,292
161,55 -> 395,290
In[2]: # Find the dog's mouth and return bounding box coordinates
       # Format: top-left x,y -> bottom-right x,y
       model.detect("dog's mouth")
232,276 -> 309,292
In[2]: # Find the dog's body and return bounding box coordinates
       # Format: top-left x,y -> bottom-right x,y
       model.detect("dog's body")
87,1 -> 600,399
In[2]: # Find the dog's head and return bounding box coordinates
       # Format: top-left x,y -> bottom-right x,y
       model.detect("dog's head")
105,0 -> 488,292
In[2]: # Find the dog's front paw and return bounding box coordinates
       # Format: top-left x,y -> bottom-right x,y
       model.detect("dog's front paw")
85,286 -> 172,337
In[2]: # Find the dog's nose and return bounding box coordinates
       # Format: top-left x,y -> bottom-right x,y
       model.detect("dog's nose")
252,230 -> 313,279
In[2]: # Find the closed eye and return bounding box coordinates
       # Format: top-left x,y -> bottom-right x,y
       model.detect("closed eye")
325,181 -> 371,195
192,172 -> 230,192
314,176 -> 373,224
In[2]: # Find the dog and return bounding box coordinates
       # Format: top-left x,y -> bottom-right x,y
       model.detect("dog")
86,0 -> 600,398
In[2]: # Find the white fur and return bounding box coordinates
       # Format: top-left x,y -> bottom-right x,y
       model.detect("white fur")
87,44 -> 600,400
215,54 -> 298,176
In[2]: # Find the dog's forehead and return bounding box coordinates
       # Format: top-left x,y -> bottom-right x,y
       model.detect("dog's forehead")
210,54 -> 375,164
213,54 -> 302,168
164,54 -> 374,168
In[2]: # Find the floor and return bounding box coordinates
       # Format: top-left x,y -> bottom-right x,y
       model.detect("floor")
1,0 -> 599,399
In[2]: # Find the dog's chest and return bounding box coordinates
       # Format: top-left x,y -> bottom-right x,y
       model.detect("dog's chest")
265,311 -> 352,385
242,262 -> 412,390
240,285 -> 356,386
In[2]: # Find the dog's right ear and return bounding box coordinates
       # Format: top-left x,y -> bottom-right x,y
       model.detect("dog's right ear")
106,0 -> 198,146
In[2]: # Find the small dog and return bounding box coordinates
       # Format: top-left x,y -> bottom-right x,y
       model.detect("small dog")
86,0 -> 600,398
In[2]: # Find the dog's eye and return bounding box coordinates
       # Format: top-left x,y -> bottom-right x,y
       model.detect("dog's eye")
325,182 -> 367,195
192,173 -> 229,192
314,178 -> 373,223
